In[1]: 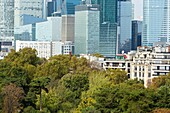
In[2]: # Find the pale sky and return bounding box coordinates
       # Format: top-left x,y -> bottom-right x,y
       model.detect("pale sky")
132,0 -> 143,20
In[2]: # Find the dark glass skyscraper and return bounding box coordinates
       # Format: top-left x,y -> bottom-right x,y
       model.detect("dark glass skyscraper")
131,20 -> 142,50
47,0 -> 57,17
92,0 -> 118,58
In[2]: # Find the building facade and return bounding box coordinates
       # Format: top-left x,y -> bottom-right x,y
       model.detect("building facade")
62,41 -> 74,55
0,0 -> 14,40
130,45 -> 170,87
118,0 -> 132,53
16,40 -> 62,59
92,0 -> 118,58
14,16 -> 62,42
47,0 -> 57,17
142,0 -> 170,46
60,0 -> 81,15
75,4 -> 100,55
14,0 -> 44,27
131,20 -> 142,50
36,17 -> 62,41
14,24 -> 36,41
61,15 -> 75,42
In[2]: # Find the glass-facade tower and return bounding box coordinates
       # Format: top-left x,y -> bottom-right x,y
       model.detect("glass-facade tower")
57,0 -> 81,15
92,0 -> 118,58
75,4 -> 100,55
118,0 -> 132,53
14,0 -> 44,27
143,0 -> 170,46
47,0 -> 57,17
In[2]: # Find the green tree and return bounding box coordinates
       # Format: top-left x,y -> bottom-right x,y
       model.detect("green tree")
92,53 -> 104,58
70,57 -> 92,75
150,74 -> 170,89
106,69 -> 128,84
30,77 -> 50,111
2,83 -> 24,113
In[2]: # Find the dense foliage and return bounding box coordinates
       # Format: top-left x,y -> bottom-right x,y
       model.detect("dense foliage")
0,48 -> 170,113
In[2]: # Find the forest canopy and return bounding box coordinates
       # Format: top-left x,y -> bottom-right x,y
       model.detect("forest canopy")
0,48 -> 170,113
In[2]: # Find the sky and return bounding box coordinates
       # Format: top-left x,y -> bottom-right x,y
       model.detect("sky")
132,0 -> 143,20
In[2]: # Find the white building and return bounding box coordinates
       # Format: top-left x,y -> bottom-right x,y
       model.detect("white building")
130,45 -> 170,87
62,41 -> 74,55
16,40 -> 62,59
75,4 -> 100,55
36,17 -> 62,41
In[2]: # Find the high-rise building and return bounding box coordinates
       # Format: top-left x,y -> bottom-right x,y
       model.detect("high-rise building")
47,0 -> 57,17
14,0 -> 44,27
75,4 -> 100,55
0,0 -> 14,40
142,0 -> 170,46
61,15 -> 74,42
118,0 -> 132,53
14,24 -> 36,41
36,17 -> 62,41
92,0 -> 118,58
15,16 -> 62,42
56,0 -> 81,15
131,20 -> 142,50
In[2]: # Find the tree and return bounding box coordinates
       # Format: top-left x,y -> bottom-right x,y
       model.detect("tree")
152,85 -> 170,108
106,69 -> 128,84
30,77 -> 50,111
151,108 -> 170,113
70,57 -> 92,75
150,74 -> 170,89
2,83 -> 24,113
45,74 -> 89,112
92,53 -> 104,58
4,48 -> 40,66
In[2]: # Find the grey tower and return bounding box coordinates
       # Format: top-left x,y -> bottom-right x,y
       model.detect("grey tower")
0,0 -> 14,40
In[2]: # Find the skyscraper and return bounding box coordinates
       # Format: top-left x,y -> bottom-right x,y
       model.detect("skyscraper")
142,0 -> 170,46
61,15 -> 75,42
14,0 -> 44,27
57,0 -> 81,15
118,0 -> 132,53
75,4 -> 100,55
47,0 -> 57,17
0,0 -> 14,40
92,0 -> 118,58
131,20 -> 142,50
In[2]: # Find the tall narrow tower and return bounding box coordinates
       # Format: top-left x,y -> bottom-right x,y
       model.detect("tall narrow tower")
92,0 -> 118,58
0,0 -> 14,40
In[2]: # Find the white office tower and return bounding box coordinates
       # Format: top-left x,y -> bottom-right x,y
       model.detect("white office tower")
0,0 -> 14,40
143,0 -> 170,46
75,4 -> 100,55
14,0 -> 44,27
36,17 -> 62,41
